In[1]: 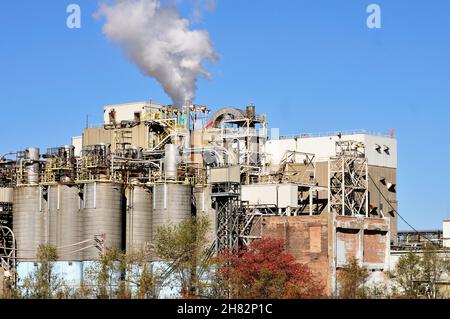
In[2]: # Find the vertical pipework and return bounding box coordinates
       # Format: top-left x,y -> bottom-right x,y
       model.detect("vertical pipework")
39,186 -> 43,212
93,182 -> 97,209
62,145 -> 74,159
202,190 -> 205,212
183,102 -> 191,150
164,144 -> 178,181
26,147 -> 40,185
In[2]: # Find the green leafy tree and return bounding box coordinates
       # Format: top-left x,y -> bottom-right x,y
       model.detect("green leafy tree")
71,281 -> 92,299
79,247 -> 158,299
126,249 -> 159,299
83,247 -> 125,299
420,243 -> 450,299
205,267 -> 229,299
337,257 -> 370,299
364,283 -> 391,299
389,251 -> 422,299
1,271 -> 21,299
21,244 -> 65,299
154,215 -> 212,298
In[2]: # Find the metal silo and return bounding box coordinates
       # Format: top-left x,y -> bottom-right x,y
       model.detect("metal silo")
46,185 -> 58,248
0,188 -> 13,204
152,183 -> 191,239
125,184 -> 153,253
81,182 -> 124,260
25,148 -> 40,185
59,185 -> 81,260
194,185 -> 216,244
46,184 -> 81,261
13,186 -> 46,261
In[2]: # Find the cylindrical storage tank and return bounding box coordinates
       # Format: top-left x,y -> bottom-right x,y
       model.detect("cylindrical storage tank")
152,184 -> 191,239
125,185 -> 152,253
0,188 -> 13,203
82,182 -> 124,260
25,148 -> 40,185
47,185 -> 81,261
46,185 -> 58,248
164,144 -> 178,181
13,186 -> 46,261
193,185 -> 216,244
249,135 -> 260,165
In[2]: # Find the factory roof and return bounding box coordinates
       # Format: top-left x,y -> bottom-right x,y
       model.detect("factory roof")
279,129 -> 394,140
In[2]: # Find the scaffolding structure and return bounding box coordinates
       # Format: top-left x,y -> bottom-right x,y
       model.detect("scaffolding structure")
215,107 -> 267,184
0,223 -> 15,281
276,151 -> 316,184
211,182 -> 242,252
328,141 -> 369,217
210,166 -> 243,251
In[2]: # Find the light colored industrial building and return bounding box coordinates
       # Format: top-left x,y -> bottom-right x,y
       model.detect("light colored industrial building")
264,132 -> 398,242
0,100 -> 398,296
444,220 -> 450,248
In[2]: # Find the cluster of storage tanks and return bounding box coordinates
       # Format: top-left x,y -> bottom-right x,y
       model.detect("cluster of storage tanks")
12,146 -> 194,263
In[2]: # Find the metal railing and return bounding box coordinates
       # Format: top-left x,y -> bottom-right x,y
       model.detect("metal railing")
279,129 -> 394,140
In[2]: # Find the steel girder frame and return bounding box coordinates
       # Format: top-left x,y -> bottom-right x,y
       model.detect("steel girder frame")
0,225 -> 16,282
328,151 -> 369,217
239,204 -> 279,247
212,182 -> 243,252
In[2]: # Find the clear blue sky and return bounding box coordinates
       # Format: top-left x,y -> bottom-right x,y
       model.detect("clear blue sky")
1,1 -> 449,230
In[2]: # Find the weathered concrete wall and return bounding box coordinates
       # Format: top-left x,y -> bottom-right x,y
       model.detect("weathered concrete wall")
364,231 -> 388,264
83,124 -> 148,152
261,215 -> 332,294
336,229 -> 359,266
261,214 -> 390,296
335,216 -> 390,268
368,166 -> 397,243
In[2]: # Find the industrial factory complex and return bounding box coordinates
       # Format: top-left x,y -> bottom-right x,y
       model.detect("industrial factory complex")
0,101 -> 448,296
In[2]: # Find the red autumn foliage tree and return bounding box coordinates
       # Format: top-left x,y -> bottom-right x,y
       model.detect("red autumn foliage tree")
217,238 -> 325,299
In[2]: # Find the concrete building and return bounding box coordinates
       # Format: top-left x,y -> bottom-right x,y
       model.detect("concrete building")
444,220 -> 450,249
0,101 -> 397,296
264,132 -> 398,242
259,214 -> 390,295
390,249 -> 450,298
389,221 -> 450,298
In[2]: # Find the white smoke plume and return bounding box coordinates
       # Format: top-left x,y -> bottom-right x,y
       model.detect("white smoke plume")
97,0 -> 218,106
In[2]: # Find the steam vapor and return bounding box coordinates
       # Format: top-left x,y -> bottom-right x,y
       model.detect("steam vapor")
98,0 -> 217,106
